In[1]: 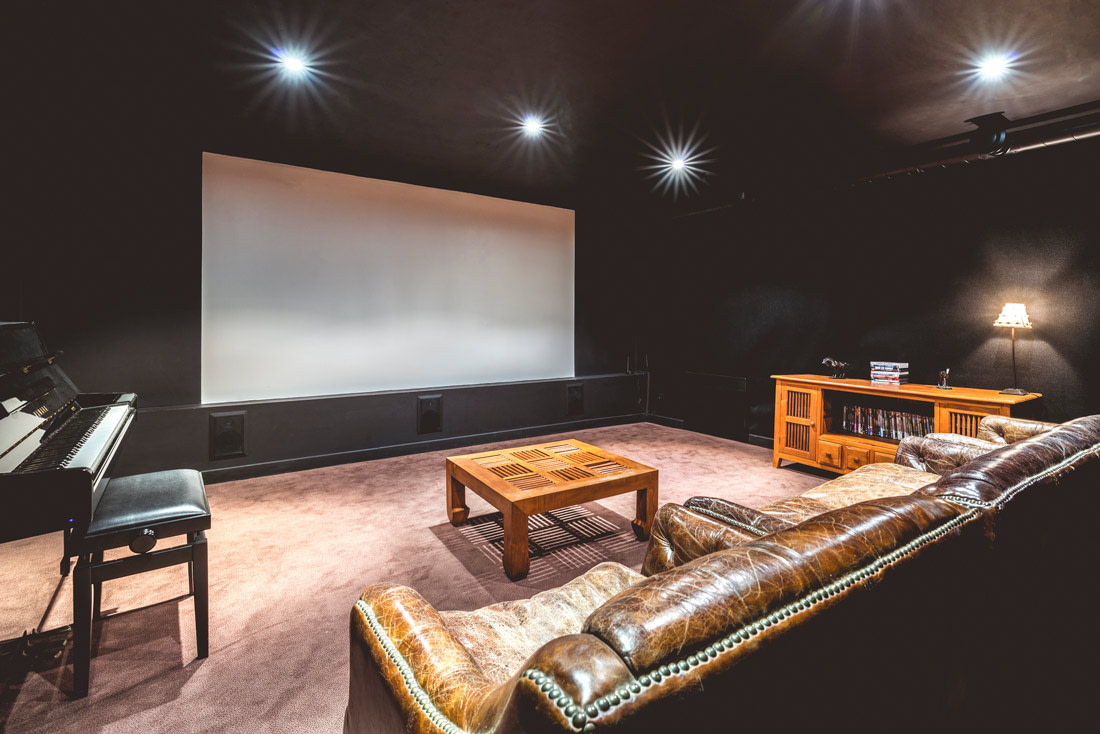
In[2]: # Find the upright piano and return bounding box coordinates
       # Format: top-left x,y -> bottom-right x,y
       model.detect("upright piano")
0,322 -> 136,570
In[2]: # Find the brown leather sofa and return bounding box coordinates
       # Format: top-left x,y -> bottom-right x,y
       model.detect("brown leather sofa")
346,415 -> 1100,733
643,413 -> 1057,574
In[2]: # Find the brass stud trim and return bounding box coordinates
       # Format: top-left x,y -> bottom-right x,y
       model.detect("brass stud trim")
542,508 -> 979,727
937,442 -> 1100,509
353,600 -> 468,734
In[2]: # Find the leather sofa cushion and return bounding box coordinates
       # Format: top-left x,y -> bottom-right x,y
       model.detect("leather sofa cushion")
895,436 -> 993,475
975,415 -> 1058,444
759,463 -> 939,526
925,432 -> 1002,449
439,561 -> 643,684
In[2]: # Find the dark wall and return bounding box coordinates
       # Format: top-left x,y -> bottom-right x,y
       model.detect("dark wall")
6,6 -> 644,480
638,140 -> 1100,434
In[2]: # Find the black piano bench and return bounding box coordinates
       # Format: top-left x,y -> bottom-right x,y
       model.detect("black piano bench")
71,469 -> 211,698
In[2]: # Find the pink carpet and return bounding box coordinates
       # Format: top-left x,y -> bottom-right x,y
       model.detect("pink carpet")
0,422 -> 823,733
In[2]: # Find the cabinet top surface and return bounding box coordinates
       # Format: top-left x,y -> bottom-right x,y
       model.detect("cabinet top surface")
771,374 -> 1042,405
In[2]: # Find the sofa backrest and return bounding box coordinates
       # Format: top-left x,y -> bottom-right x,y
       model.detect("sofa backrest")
538,494 -> 984,730
975,414 -> 1059,444
916,414 -> 1100,512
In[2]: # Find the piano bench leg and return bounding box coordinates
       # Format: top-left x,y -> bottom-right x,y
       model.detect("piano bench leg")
192,531 -> 209,659
72,556 -> 92,698
60,556 -> 71,577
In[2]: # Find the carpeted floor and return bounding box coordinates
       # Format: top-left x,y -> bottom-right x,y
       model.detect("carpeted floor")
0,422 -> 824,733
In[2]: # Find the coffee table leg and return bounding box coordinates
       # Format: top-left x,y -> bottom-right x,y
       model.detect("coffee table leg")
446,464 -> 469,525
502,505 -> 530,580
632,484 -> 658,540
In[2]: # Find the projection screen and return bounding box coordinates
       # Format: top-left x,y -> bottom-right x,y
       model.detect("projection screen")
201,153 -> 574,404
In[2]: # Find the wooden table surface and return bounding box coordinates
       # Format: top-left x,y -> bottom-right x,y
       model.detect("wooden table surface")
446,439 -> 658,580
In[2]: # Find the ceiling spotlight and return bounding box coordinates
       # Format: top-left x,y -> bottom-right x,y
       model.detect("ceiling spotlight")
976,52 -> 1014,82
273,49 -> 311,79
521,115 -> 545,137
641,125 -> 715,199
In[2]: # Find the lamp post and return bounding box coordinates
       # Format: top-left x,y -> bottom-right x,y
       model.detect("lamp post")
993,303 -> 1032,395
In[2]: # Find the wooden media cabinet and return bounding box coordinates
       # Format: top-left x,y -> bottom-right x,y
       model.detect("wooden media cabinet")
772,374 -> 1041,474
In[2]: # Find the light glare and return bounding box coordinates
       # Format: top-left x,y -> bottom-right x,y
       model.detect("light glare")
976,52 -> 1013,81
273,48 -> 312,80
641,125 -> 715,199
522,116 -> 545,137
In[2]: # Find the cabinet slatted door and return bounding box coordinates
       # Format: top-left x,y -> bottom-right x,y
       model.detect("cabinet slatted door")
777,386 -> 819,460
935,403 -> 1007,438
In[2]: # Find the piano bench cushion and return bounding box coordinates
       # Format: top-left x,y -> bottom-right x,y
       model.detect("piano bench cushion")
84,469 -> 210,551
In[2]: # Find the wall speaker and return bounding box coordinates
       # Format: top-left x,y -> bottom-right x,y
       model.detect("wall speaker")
418,394 -> 442,434
566,382 -> 584,417
209,410 -> 246,460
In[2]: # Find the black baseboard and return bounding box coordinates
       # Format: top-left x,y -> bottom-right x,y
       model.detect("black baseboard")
203,413 -> 646,483
646,413 -> 686,428
747,433 -> 774,449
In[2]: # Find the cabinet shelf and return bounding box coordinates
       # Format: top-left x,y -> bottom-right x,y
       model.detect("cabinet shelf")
819,430 -> 900,448
773,374 -> 1041,475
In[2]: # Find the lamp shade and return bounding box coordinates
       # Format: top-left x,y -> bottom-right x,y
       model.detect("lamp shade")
993,302 -> 1032,328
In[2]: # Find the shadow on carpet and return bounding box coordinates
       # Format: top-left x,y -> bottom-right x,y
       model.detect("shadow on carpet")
429,503 -> 648,599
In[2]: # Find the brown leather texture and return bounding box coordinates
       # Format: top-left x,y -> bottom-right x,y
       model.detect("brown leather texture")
918,415 -> 1100,508
439,562 -> 643,684
974,414 -> 1059,444
641,503 -> 759,576
798,461 -> 938,507
895,435 -> 995,475
925,432 -> 1002,449
584,494 -> 965,673
346,416 -> 1100,733
683,496 -> 795,534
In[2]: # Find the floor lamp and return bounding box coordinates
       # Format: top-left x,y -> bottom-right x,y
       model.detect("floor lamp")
994,302 -> 1031,395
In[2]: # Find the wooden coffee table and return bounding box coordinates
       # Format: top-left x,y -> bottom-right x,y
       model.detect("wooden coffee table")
446,439 -> 659,580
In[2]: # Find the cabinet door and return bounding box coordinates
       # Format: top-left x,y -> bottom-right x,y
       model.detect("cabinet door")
935,403 -> 1002,437
776,385 -> 820,460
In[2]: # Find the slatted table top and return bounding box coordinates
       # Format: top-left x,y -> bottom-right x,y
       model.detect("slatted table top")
446,439 -> 656,509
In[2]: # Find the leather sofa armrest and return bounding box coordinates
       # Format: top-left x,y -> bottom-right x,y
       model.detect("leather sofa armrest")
642,503 -> 759,576
348,583 -> 501,733
894,436 -> 995,475
684,496 -> 795,535
976,415 -> 1059,444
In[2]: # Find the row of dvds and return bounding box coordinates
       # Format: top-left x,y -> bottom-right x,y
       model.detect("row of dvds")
841,405 -> 932,439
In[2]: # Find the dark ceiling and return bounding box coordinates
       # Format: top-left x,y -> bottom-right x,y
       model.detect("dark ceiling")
16,1 -> 1100,208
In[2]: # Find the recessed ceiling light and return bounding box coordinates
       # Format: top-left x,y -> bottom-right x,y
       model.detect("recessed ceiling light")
976,52 -> 1014,82
641,125 -> 715,199
522,115 -> 545,137
273,49 -> 311,79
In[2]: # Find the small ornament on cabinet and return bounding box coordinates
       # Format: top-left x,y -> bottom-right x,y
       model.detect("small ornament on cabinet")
937,368 -> 951,390
822,357 -> 849,379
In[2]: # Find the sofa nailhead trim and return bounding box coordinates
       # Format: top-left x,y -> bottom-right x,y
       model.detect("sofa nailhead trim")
937,442 -> 1100,510
356,508 -> 978,732
354,600 -> 469,734
530,508 -> 979,728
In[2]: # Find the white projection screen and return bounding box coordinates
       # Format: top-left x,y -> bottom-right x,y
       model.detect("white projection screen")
201,153 -> 575,404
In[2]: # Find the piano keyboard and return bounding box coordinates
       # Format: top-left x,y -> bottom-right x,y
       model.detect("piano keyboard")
14,405 -> 120,473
